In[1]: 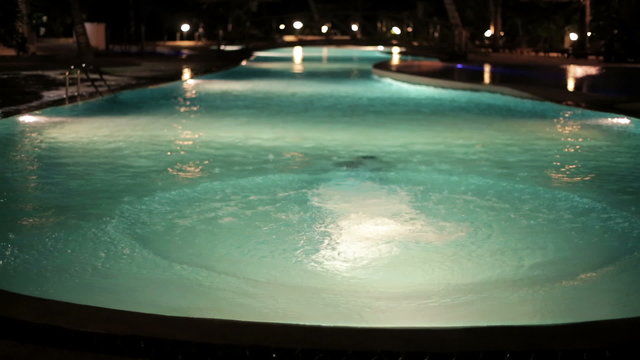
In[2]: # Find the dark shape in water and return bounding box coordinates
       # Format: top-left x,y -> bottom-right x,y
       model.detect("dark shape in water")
335,155 -> 385,170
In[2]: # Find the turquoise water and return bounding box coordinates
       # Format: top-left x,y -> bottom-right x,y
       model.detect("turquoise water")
1,46 -> 639,327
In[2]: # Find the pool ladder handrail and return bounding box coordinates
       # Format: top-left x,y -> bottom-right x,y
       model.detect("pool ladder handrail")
64,63 -> 112,103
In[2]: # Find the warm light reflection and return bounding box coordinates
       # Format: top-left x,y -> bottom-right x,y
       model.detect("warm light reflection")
309,180 -> 465,272
547,113 -> 594,184
168,124 -> 207,178
292,45 -> 304,73
178,73 -> 199,113
391,46 -> 401,54
377,45 -> 384,51
565,64 -> 601,92
566,77 -> 576,92
321,47 -> 329,64
168,161 -> 209,178
181,66 -> 193,81
483,63 -> 492,85
390,53 -> 401,68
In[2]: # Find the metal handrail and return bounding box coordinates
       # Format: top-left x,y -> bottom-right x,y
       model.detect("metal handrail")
64,63 -> 112,104
64,66 -> 82,104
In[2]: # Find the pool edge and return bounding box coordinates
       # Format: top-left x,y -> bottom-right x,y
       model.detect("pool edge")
1,289 -> 639,353
371,64 -> 542,101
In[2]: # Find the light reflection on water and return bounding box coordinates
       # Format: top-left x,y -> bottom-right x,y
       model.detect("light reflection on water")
310,179 -> 466,273
1,47 -> 639,327
546,111 -> 595,184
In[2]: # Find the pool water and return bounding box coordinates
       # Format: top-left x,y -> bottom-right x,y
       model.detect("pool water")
1,47 -> 639,327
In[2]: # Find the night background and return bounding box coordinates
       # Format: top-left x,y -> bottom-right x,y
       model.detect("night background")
2,0 -> 640,61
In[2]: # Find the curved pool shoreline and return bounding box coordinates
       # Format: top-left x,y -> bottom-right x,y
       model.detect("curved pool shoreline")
2,289 -> 639,354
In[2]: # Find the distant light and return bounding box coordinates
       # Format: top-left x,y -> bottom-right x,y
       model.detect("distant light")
406,26 -> 413,33
391,46 -> 400,54
351,23 -> 359,32
293,21 -> 303,30
18,115 -> 39,123
377,45 -> 384,51
484,29 -> 493,38
569,32 -> 579,41
279,24 -> 285,30
456,64 -> 463,69
587,31 -> 592,37
483,63 -> 492,85
321,25 -> 329,34
180,23 -> 190,32
499,31 -> 504,36
391,26 -> 402,35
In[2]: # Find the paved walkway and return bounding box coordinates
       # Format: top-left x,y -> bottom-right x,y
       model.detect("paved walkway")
0,41 -> 250,118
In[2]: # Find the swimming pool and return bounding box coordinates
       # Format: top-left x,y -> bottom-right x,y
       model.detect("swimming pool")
1,46 -> 639,328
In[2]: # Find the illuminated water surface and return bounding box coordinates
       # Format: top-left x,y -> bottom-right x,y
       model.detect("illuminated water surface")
1,47 -> 639,326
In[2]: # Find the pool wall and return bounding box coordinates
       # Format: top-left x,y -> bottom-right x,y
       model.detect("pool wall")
2,289 -> 639,354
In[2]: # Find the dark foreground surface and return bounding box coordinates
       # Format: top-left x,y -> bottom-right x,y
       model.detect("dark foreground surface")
0,41 -> 252,118
1,290 -> 639,359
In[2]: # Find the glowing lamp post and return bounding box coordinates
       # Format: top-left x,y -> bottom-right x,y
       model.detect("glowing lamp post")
293,21 -> 304,30
180,23 -> 190,40
569,32 -> 579,41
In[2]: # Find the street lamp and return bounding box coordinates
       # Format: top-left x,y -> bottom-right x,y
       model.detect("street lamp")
293,21 -> 304,30
180,23 -> 190,40
351,23 -> 359,32
321,24 -> 329,34
569,32 -> 579,41
391,26 -> 401,35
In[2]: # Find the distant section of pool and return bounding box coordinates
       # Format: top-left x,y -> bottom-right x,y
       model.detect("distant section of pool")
1,46 -> 639,327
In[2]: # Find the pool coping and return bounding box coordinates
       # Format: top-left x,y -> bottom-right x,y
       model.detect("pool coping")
1,289 -> 639,353
372,64 -> 542,101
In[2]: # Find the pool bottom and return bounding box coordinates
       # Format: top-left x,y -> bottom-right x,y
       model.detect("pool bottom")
1,289 -> 638,356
